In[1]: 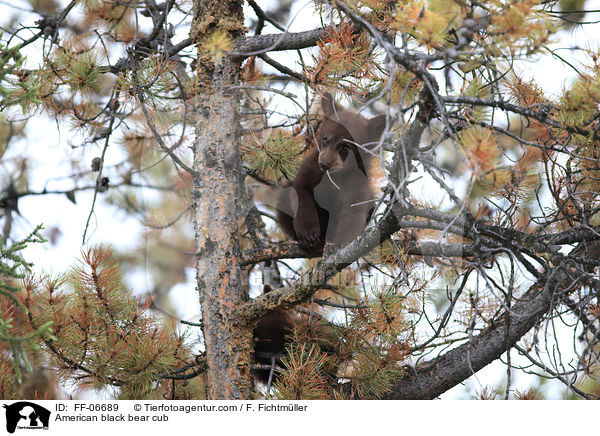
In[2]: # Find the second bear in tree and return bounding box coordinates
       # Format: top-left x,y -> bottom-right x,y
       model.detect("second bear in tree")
277,93 -> 387,254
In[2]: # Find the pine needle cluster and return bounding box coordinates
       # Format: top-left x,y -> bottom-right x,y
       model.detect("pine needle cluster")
273,341 -> 338,400
16,246 -> 193,399
458,126 -> 501,174
0,225 -> 53,385
309,21 -> 380,95
242,129 -> 305,182
271,282 -> 414,399
118,56 -> 178,109
0,38 -> 42,111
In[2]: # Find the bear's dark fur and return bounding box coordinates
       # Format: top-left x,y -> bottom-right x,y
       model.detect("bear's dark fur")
251,307 -> 294,385
276,93 -> 386,254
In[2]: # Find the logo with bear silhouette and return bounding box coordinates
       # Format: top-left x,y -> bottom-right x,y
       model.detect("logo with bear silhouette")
3,402 -> 50,433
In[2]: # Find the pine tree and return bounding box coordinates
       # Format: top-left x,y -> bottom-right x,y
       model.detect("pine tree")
1,0 -> 600,400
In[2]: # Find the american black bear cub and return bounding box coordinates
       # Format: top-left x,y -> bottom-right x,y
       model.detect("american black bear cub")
277,93 -> 387,254
251,285 -> 294,385
252,95 -> 386,386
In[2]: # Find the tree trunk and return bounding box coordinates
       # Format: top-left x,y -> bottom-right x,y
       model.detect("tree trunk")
191,0 -> 251,399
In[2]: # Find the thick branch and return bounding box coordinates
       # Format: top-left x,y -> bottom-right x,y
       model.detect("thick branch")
110,26 -> 327,74
232,27 -> 328,56
241,242 -> 307,266
240,240 -> 476,266
235,209 -> 403,324
382,278 -> 555,399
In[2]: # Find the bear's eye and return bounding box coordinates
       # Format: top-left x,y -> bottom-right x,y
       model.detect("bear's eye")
341,144 -> 349,152
322,137 -> 328,145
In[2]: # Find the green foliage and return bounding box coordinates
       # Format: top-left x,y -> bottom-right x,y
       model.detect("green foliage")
243,130 -> 305,181
355,286 -> 412,339
64,51 -> 107,94
348,344 -> 406,399
0,354 -> 17,398
309,21 -> 381,95
464,77 -> 491,122
0,224 -> 53,383
340,286 -> 411,398
273,341 -> 336,399
19,246 -> 193,399
558,0 -> 587,28
557,75 -> 600,128
389,70 -> 421,106
202,30 -> 235,61
271,284 -> 413,399
118,56 -> 178,109
0,36 -> 42,110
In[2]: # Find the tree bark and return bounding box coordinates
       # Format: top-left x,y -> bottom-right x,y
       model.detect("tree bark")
191,0 -> 252,399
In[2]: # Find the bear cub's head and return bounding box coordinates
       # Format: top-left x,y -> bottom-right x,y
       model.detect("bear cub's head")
316,93 -> 387,174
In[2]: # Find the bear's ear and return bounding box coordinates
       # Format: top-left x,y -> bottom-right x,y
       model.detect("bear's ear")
367,114 -> 387,141
321,92 -> 337,118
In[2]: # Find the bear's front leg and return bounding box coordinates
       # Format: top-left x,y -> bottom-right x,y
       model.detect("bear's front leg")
293,189 -> 322,247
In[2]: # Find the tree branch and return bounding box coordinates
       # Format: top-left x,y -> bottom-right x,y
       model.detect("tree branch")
232,26 -> 331,57
258,54 -> 310,83
235,208 -> 403,324
378,258 -> 592,399
381,277 -> 555,399
240,240 -> 476,266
